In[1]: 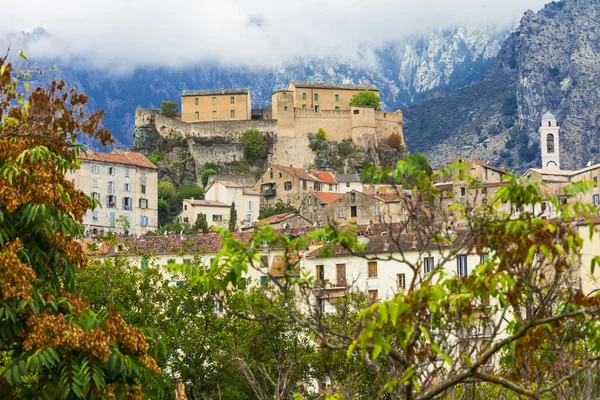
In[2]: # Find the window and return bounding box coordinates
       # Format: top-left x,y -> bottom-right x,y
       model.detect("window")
212,111 -> 217,119
213,215 -> 223,221
460,187 -> 466,197
284,181 -> 292,191
107,181 -> 115,195
230,110 -> 235,118
167,258 -> 176,265
140,259 -> 149,270
316,265 -> 324,281
247,200 -> 253,212
194,98 -> 199,105
336,264 -> 346,286
141,185 -> 146,194
547,133 -> 555,153
269,170 -> 274,179
109,212 -> 116,227
318,298 -> 325,314
260,275 -> 269,286
92,165 -> 99,174
315,106 -> 320,113
124,183 -> 131,192
329,184 -> 334,191
314,182 -> 321,191
593,176 -> 598,184
139,198 -> 148,209
368,261 -> 377,278
107,195 -> 117,209
284,106 -> 288,111
214,300 -> 224,313
140,215 -> 149,226
245,214 -> 253,223
481,252 -> 489,263
212,97 -> 217,105
457,255 -> 468,277
124,169 -> 129,178
346,182 -> 350,188
92,211 -> 98,221
282,92 -> 287,97
140,172 -> 146,184
314,93 -> 319,101
230,96 -> 235,104
368,290 -> 378,300
93,179 -> 98,188
302,104 -> 306,109
334,94 -> 339,102
337,206 -> 344,218
424,257 -> 434,274
350,206 -> 357,217
594,194 -> 600,206
195,111 -> 199,119
302,92 -> 307,100
279,172 -> 283,178
123,197 -> 133,210
374,205 -> 381,217
397,273 -> 406,290
353,109 -> 360,115
351,192 -> 356,203
335,106 -> 340,110
91,192 -> 101,201
302,180 -> 307,190
108,167 -> 116,176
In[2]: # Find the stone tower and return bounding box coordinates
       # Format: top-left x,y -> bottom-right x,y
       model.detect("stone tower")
539,111 -> 560,170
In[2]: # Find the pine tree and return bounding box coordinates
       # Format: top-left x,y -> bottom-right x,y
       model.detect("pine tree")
228,202 -> 238,232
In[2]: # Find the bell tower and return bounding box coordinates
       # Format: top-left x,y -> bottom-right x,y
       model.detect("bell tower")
539,111 -> 560,170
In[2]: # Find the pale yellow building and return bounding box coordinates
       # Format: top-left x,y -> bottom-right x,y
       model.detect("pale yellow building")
67,149 -> 158,236
279,81 -> 379,114
181,88 -> 251,123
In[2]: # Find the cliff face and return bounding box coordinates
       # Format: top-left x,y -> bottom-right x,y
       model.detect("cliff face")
404,0 -> 600,170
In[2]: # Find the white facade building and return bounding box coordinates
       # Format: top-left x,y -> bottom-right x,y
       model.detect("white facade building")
540,112 -> 561,169
67,149 -> 158,235
203,180 -> 261,227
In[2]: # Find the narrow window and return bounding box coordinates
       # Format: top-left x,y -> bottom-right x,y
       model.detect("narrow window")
316,265 -> 324,281
593,194 -> 600,206
92,211 -> 98,221
335,94 -> 339,102
194,98 -> 199,105
336,264 -> 346,286
195,111 -> 199,119
284,181 -> 292,191
314,182 -> 321,191
353,110 -> 360,115
368,290 -> 378,300
212,111 -> 217,119
109,212 -> 116,227
212,97 -> 217,105
141,185 -> 146,194
108,167 -> 115,176
315,106 -> 320,113
282,92 -> 287,98
346,182 -> 350,188
457,255 -> 468,277
397,273 -> 406,290
230,96 -> 235,104
230,110 -> 235,118
302,180 -> 307,190
547,133 -> 555,153
335,106 -> 340,110
374,205 -> 381,216
124,169 -> 129,178
260,276 -> 269,285
284,106 -> 288,111
248,201 -> 253,211
302,92 -> 307,100
214,300 -> 224,313
337,206 -> 344,218
314,93 -> 319,101
92,165 -> 99,174
140,172 -> 146,184
480,252 -> 489,263
424,257 -> 434,274
93,179 -> 98,188
368,261 -> 377,278
460,187 -> 466,197
351,192 -> 356,203
350,206 -> 357,217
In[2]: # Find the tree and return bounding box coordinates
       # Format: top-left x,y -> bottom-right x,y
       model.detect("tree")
175,183 -> 204,202
194,213 -> 209,233
116,214 -> 131,235
158,180 -> 177,201
229,202 -> 238,232
160,100 -> 178,117
0,54 -> 158,397
349,90 -> 381,111
388,133 -> 403,150
258,201 -> 296,220
410,152 -> 433,176
203,161 -> 218,173
241,129 -> 268,163
201,169 -> 217,187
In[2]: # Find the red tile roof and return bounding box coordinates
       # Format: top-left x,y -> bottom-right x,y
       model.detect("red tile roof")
272,165 -> 338,184
310,170 -> 337,184
313,192 -> 345,204
370,192 -> 401,202
260,212 -> 299,224
80,149 -> 157,169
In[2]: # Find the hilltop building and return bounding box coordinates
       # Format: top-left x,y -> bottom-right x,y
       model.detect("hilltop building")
181,88 -> 252,123
67,149 -> 158,235
540,112 -> 561,169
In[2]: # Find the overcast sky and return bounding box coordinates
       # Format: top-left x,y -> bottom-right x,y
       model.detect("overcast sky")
1,0 -> 548,73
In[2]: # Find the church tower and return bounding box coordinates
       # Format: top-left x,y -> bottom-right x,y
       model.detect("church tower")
539,112 -> 560,170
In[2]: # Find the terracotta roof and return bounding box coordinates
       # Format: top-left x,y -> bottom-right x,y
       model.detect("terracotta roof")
182,88 -> 249,96
370,192 -> 401,202
80,150 -> 157,169
310,170 -> 338,184
290,81 -> 379,91
270,255 -> 300,277
259,212 -> 299,224
313,192 -> 345,204
470,159 -> 508,175
435,183 -> 454,191
187,199 -> 230,207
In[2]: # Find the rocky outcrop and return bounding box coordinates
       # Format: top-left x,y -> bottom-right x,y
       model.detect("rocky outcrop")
404,0 -> 600,170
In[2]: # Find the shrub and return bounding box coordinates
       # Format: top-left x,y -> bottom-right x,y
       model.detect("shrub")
158,180 -> 176,201
176,183 -> 204,202
502,117 -> 515,129
228,202 -> 238,232
148,150 -> 166,166
338,140 -> 355,156
160,100 -> 178,117
203,161 -> 218,172
241,129 -> 268,163
487,126 -> 500,136
317,128 -> 327,141
388,133 -> 403,149
349,90 -> 381,110
201,169 -> 217,187
501,92 -> 517,117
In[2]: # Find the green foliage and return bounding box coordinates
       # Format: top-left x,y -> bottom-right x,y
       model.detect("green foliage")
240,129 -> 268,163
308,132 -> 328,152
228,202 -> 238,232
487,125 -> 500,135
160,100 -> 178,117
203,161 -> 218,173
501,92 -> 518,117
176,183 -> 204,202
410,152 -> 433,176
158,180 -> 176,201
317,128 -> 327,141
201,169 -> 217,187
148,149 -> 166,166
337,140 -> 355,157
258,201 -> 297,220
194,213 -> 209,233
349,90 -> 381,110
116,215 -> 130,234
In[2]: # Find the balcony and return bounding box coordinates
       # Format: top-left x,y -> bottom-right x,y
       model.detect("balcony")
261,187 -> 276,196
314,283 -> 348,299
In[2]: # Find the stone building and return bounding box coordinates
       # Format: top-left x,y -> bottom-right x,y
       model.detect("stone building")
203,180 -> 261,226
440,157 -> 508,183
181,88 -> 252,123
67,149 -> 158,235
254,165 -> 338,208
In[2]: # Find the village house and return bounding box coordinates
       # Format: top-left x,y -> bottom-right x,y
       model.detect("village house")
242,212 -> 312,231
181,88 -> 252,123
440,157 -> 509,183
204,180 -> 261,226
67,149 -> 158,235
336,173 -> 363,193
253,165 -> 338,208
175,199 -> 231,229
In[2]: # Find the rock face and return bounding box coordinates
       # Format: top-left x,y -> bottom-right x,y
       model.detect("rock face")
404,0 -> 600,170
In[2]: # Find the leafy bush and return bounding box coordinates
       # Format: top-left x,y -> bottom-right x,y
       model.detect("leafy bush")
309,133 -> 327,152
158,180 -> 176,201
148,150 -> 166,166
338,140 -> 355,156
203,161 -> 218,173
201,169 -> 217,187
487,125 -> 500,136
160,100 -> 178,117
258,201 -> 297,220
241,129 -> 268,163
317,128 -> 327,141
194,213 -> 209,233
502,116 -> 515,129
176,183 -> 204,202
388,133 -> 404,149
349,90 -> 381,110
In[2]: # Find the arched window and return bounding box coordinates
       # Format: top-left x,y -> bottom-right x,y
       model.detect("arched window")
547,133 -> 555,153
548,121 -> 551,127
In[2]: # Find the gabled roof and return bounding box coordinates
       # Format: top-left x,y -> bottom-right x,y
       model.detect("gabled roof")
214,181 -> 245,188
370,192 -> 401,203
186,199 -> 230,207
182,88 -> 249,96
310,170 -> 337,184
80,149 -> 157,170
259,212 -> 299,225
336,173 -> 361,183
313,192 -> 345,204
290,81 -> 378,91
271,165 -> 338,184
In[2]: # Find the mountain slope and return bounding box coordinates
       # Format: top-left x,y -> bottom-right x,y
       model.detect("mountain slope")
404,0 -> 600,170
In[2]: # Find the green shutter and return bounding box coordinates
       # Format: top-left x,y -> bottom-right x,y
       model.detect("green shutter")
260,276 -> 269,286
140,259 -> 149,270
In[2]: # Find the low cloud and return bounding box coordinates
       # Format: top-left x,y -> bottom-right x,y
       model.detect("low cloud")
1,0 -> 548,73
